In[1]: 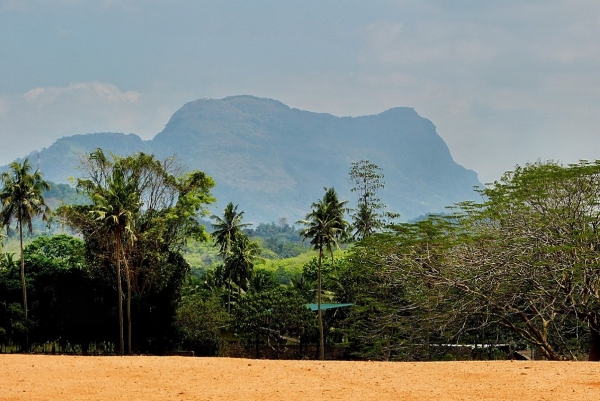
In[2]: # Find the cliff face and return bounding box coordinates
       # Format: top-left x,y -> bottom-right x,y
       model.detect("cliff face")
151,95 -> 480,221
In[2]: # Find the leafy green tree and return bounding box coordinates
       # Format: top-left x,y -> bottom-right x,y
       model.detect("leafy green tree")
290,273 -> 315,304
348,160 -> 386,240
300,256 -> 348,304
0,158 -> 50,330
0,252 -> 26,349
211,203 -> 251,255
249,268 -> 279,293
60,149 -> 215,354
298,187 -> 348,360
349,161 -> 600,361
351,202 -> 379,241
198,264 -> 227,299
0,235 -> 117,352
211,203 -> 251,312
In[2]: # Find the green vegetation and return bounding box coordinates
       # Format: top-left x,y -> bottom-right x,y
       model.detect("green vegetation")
0,158 -> 51,336
298,187 -> 349,360
3,150 -> 600,363
244,220 -> 307,258
58,150 -> 215,355
261,251 -> 319,280
183,240 -> 221,275
349,160 -> 386,240
232,287 -> 316,358
43,181 -> 89,207
175,294 -> 227,356
336,160 -> 600,361
210,202 -> 253,313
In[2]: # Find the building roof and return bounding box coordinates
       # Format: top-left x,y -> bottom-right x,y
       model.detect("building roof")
306,303 -> 354,311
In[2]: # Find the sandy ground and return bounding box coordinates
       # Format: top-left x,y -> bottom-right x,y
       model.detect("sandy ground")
0,355 -> 599,401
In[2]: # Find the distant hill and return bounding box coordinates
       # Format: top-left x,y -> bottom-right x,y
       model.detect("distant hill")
18,132 -> 152,185
4,95 -> 481,223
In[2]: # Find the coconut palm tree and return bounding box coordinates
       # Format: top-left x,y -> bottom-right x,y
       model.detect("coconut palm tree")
224,233 -> 261,298
322,187 -> 349,261
298,187 -> 348,360
0,159 -> 50,328
211,202 -> 251,312
90,165 -> 140,355
351,202 -> 377,240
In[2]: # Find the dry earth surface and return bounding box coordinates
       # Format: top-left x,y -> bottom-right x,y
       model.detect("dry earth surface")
0,355 -> 599,400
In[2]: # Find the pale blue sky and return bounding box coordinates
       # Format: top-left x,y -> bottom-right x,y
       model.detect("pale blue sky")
2,0 -> 600,182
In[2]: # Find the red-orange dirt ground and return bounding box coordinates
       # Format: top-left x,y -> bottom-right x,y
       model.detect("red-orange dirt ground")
1,355 -> 599,400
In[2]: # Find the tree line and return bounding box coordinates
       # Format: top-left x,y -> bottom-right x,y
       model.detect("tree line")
2,151 -> 600,361
338,161 -> 600,361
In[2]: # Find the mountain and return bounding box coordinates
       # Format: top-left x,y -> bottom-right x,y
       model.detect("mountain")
18,132 -> 152,184
6,95 -> 481,223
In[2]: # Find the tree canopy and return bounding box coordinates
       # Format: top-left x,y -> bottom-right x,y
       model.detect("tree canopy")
4,152 -> 600,362
58,149 -> 215,354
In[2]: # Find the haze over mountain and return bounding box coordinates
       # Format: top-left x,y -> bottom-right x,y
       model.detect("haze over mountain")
10,96 -> 480,223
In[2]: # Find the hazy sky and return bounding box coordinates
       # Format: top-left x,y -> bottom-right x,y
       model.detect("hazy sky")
2,0 -> 600,183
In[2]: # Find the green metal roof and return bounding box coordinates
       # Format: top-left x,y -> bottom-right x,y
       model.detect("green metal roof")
306,303 -> 354,311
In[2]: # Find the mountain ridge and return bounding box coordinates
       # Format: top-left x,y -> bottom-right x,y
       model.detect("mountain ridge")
7,95 -> 480,223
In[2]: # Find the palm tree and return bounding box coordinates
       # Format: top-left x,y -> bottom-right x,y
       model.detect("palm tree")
0,159 -> 50,329
211,202 -> 251,312
290,273 -> 315,303
90,165 -> 140,355
322,187 -> 349,261
351,202 -> 377,240
298,187 -> 348,360
224,233 -> 261,299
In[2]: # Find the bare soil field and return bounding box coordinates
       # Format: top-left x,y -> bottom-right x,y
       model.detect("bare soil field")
1,355 -> 599,401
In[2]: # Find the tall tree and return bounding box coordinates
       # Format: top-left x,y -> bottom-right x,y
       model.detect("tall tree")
0,159 -> 50,329
351,202 -> 378,241
211,202 -> 251,312
61,149 -> 215,354
89,164 -> 140,355
298,187 -> 348,360
348,160 -> 386,240
322,187 -> 349,260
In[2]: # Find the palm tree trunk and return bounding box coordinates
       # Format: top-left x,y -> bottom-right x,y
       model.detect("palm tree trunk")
19,220 -> 28,351
122,246 -> 132,355
116,233 -> 125,356
318,245 -> 324,361
228,272 -> 232,313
